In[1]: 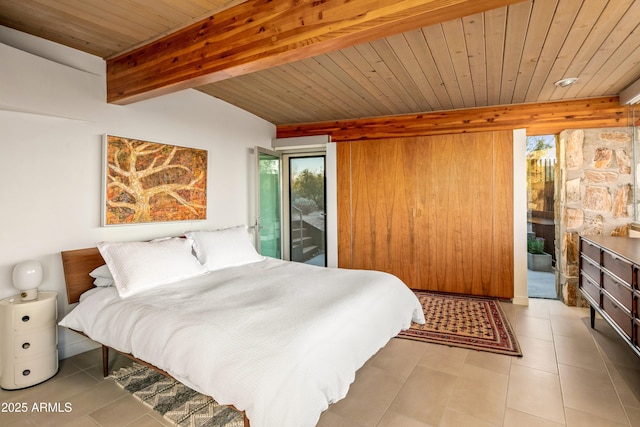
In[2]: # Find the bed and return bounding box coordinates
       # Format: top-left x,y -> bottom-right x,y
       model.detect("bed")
59,226 -> 425,427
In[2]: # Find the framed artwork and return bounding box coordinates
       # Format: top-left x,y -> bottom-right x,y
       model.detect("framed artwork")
103,135 -> 207,225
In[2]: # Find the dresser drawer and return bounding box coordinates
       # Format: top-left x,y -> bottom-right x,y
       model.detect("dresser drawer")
13,327 -> 57,358
602,251 -> 633,286
581,239 -> 601,263
580,273 -> 601,307
13,352 -> 58,387
602,271 -> 633,312
603,293 -> 633,340
581,255 -> 601,284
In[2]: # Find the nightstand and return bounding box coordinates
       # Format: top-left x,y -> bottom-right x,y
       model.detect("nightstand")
0,291 -> 58,389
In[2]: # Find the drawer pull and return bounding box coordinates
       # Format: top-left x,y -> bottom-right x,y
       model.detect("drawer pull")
22,342 -> 30,349
22,370 -> 30,376
21,315 -> 30,322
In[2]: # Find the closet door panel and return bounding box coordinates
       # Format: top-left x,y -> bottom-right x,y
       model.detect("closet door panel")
349,139 -> 419,287
490,130 -> 514,298
336,141 -> 352,268
336,131 -> 514,298
415,133 -> 494,294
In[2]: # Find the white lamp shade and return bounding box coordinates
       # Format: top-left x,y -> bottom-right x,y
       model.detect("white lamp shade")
12,260 -> 43,291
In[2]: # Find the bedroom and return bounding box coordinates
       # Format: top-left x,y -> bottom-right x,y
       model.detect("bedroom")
1,0 -> 640,426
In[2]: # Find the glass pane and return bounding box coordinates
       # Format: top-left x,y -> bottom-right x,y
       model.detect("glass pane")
259,152 -> 281,258
289,156 -> 325,266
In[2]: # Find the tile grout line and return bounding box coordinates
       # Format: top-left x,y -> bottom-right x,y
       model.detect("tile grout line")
550,311 -> 569,427
373,344 -> 428,427
588,329 -> 633,427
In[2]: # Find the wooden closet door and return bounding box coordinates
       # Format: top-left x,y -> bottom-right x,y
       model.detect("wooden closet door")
414,133 -> 495,295
336,131 -> 513,298
346,138 -> 419,287
491,130 -> 514,298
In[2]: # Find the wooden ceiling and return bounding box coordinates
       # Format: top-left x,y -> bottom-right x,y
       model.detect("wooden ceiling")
1,0 -> 639,126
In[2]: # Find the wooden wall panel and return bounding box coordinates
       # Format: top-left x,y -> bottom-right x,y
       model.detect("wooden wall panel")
336,142 -> 352,269
348,139 -> 419,286
414,133 -> 495,295
491,130 -> 514,299
337,131 -> 514,298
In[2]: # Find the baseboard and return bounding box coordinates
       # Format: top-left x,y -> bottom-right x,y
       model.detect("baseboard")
512,296 -> 529,306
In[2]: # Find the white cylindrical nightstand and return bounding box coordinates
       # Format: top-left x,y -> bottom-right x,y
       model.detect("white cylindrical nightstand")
0,291 -> 58,390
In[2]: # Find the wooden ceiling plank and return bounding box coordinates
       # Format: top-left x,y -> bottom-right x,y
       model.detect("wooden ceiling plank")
0,1 -> 134,55
441,18 -> 476,108
33,0 -> 159,39
284,61 -> 369,119
262,65 -> 359,122
511,0 -> 556,104
105,0 -> 523,104
277,62 -> 364,120
202,73 -> 317,123
403,28 -> 453,110
582,23 -> 640,98
499,1 -> 532,105
325,49 -> 400,116
312,52 -> 398,117
462,13 -> 488,107
420,24 -> 465,109
568,0 -> 640,99
246,72 -> 326,123
368,38 -> 430,112
153,0 -> 211,19
599,56 -> 640,99
352,40 -> 428,113
483,6 -> 507,105
558,0 -> 635,99
540,0 -> 615,101
384,33 -> 439,111
303,55 -> 391,118
526,0 -> 596,102
197,84 -> 270,121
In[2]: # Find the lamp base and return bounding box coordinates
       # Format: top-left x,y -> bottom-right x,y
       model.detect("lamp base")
20,289 -> 38,301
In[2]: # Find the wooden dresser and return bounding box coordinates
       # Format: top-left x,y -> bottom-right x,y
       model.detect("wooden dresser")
579,236 -> 640,358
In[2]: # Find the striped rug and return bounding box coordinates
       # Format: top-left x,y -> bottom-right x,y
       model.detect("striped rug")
397,290 -> 522,356
110,364 -> 244,427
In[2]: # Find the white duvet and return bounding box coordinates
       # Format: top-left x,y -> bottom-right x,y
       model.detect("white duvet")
60,258 -> 425,427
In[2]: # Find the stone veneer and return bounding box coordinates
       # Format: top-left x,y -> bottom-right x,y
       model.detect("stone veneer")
557,128 -> 633,306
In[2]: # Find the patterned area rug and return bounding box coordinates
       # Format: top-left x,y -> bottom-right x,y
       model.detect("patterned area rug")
397,290 -> 522,356
110,364 -> 244,427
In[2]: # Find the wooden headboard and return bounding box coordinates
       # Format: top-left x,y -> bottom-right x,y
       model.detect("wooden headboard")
61,247 -> 105,304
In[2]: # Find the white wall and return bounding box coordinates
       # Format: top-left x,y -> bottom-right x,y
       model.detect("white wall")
513,129 -> 529,306
0,27 -> 276,357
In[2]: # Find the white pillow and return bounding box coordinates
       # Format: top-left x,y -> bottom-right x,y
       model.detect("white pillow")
89,264 -> 114,287
93,277 -> 114,287
185,225 -> 264,271
90,264 -> 113,279
97,237 -> 208,298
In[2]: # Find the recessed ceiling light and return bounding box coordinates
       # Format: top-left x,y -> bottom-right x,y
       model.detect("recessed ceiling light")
554,77 -> 578,88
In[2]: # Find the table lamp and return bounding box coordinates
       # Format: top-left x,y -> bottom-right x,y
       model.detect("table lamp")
12,260 -> 43,301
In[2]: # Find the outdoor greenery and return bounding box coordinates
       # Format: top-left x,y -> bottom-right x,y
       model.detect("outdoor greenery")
292,169 -> 324,212
526,135 -> 555,153
527,237 -> 545,254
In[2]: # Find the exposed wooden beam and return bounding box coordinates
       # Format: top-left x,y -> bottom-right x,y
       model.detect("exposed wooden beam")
107,0 -> 522,104
276,97 -> 628,140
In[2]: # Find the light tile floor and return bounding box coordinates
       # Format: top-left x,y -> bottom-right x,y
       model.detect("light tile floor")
1,299 -> 639,426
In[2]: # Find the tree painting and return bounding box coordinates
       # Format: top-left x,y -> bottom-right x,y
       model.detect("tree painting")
104,135 -> 207,225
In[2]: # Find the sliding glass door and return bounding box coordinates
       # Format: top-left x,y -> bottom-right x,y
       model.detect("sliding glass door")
287,155 -> 326,266
255,147 -> 282,258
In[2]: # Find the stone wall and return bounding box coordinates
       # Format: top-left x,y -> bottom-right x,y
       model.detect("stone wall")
557,128 -> 633,306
